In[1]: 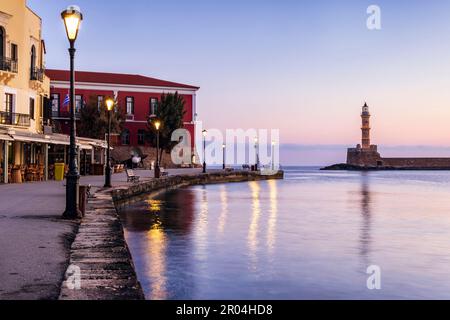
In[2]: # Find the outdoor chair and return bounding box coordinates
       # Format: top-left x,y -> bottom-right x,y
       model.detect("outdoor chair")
126,169 -> 140,183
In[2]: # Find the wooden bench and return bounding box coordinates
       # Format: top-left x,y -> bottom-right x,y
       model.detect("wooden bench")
160,167 -> 169,177
126,169 -> 140,183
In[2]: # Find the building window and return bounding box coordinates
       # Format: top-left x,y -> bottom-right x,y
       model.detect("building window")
0,27 -> 4,58
30,45 -> 36,79
75,95 -> 83,113
126,97 -> 134,115
5,93 -> 13,113
51,94 -> 59,117
121,129 -> 130,145
29,98 -> 35,120
97,95 -> 104,110
137,129 -> 145,145
150,98 -> 158,115
11,44 -> 18,62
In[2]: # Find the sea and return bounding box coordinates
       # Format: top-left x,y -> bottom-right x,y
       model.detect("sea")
118,167 -> 450,299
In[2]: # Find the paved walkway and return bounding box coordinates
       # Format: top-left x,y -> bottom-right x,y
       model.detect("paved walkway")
0,168 -> 202,300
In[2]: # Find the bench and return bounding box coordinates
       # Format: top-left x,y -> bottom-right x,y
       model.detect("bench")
126,169 -> 140,183
160,167 -> 169,177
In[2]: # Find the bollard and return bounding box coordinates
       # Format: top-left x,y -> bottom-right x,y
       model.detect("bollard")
78,185 -> 88,217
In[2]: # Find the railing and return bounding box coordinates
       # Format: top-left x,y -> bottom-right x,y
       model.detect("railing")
30,67 -> 45,81
0,57 -> 18,73
54,110 -> 81,119
0,112 -> 31,127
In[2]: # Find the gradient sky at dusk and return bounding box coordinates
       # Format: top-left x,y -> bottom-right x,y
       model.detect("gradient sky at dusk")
28,0 -> 450,164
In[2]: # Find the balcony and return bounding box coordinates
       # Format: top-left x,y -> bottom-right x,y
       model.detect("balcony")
0,57 -> 18,73
0,112 -> 31,127
30,67 -> 49,95
0,57 -> 18,85
53,110 -> 81,120
30,67 -> 45,81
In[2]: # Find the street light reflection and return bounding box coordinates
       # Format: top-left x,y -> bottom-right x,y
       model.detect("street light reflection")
146,223 -> 167,300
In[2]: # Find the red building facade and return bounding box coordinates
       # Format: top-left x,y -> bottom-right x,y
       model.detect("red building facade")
46,69 -> 199,151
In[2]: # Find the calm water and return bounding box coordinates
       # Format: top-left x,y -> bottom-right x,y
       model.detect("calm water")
118,167 -> 450,299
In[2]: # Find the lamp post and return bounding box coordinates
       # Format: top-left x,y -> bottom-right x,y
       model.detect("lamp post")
271,140 -> 276,171
61,5 -> 83,219
254,137 -> 259,171
202,129 -> 207,173
104,97 -> 114,188
154,120 -> 161,178
222,143 -> 226,170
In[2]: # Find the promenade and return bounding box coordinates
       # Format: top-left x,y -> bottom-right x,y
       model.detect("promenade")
0,169 -> 201,300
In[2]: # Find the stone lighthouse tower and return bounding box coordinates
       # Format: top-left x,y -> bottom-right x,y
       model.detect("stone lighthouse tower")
346,102 -> 380,166
361,103 -> 371,149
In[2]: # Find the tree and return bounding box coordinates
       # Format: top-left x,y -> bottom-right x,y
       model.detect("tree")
78,95 -> 125,140
147,92 -> 186,164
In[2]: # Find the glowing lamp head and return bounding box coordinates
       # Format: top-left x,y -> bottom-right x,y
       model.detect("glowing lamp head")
202,129 -> 207,137
272,140 -> 276,146
105,97 -> 114,111
254,137 -> 258,143
154,120 -> 161,131
222,143 -> 226,149
61,5 -> 83,42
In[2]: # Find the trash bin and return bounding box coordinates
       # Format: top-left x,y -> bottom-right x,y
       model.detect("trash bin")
54,163 -> 65,181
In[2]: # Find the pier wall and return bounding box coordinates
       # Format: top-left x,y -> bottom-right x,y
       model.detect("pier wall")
381,158 -> 450,168
112,170 -> 284,203
345,147 -> 450,169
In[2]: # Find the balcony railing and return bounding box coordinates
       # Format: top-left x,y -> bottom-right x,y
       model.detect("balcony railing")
0,112 -> 31,127
54,110 -> 81,119
0,57 -> 18,73
30,67 -> 45,81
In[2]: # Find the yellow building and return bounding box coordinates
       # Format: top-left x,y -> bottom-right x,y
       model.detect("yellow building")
0,0 -> 51,183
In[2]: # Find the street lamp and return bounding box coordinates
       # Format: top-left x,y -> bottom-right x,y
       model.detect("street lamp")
254,136 -> 259,171
154,120 -> 161,178
104,97 -> 114,188
61,5 -> 83,219
222,143 -> 226,170
271,140 -> 276,171
202,129 -> 207,173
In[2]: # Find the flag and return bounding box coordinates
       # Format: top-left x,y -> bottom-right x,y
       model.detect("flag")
63,94 -> 70,106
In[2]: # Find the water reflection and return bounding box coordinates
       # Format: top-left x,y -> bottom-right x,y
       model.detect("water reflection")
145,223 -> 167,299
266,180 -> 278,255
195,186 -> 209,261
248,181 -> 261,270
119,188 -> 197,299
217,185 -> 228,235
359,172 -> 372,263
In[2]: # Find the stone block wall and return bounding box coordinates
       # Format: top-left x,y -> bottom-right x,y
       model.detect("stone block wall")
347,148 -> 382,166
381,158 -> 450,168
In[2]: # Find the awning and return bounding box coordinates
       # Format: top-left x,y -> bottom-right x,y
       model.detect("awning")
0,134 -> 13,141
12,134 -> 51,144
77,142 -> 93,150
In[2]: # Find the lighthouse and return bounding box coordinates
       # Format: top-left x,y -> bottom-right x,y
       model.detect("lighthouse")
346,102 -> 381,166
361,103 -> 371,149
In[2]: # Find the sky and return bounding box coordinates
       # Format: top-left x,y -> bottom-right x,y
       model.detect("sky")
27,0 -> 450,165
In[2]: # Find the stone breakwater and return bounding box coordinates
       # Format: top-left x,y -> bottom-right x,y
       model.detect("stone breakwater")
59,170 -> 283,300
112,170 -> 284,203
59,189 -> 144,300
